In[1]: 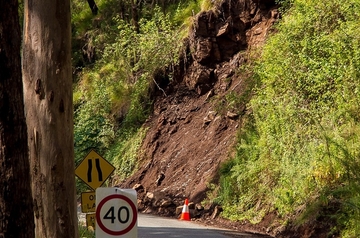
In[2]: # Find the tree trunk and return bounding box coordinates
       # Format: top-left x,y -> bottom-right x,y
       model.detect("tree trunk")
0,1 -> 35,238
22,0 -> 78,237
119,0 -> 126,20
87,0 -> 98,15
131,0 -> 140,33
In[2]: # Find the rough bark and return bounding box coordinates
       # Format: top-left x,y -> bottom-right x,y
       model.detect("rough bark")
22,0 -> 78,237
0,1 -> 35,237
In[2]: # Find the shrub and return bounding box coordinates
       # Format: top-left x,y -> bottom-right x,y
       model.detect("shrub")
219,0 -> 360,234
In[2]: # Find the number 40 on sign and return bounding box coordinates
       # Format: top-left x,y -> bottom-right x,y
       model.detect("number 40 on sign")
96,188 -> 138,238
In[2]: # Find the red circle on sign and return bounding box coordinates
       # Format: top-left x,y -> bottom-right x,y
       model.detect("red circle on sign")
96,194 -> 137,236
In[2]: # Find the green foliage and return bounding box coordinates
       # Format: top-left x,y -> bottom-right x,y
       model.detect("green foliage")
74,76 -> 115,192
74,79 -> 114,161
18,0 -> 24,29
199,0 -> 214,11
106,126 -> 148,182
71,0 -> 93,35
72,0 -> 192,192
275,0 -> 294,13
104,7 -> 182,86
218,0 -> 360,234
171,0 -> 199,26
78,225 -> 95,238
170,0 -> 218,38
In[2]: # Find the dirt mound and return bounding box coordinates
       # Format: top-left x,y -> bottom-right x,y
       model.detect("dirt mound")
117,0 -> 279,236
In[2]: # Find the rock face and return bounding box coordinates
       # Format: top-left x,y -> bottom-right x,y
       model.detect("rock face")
185,0 -> 278,94
117,0 -> 279,220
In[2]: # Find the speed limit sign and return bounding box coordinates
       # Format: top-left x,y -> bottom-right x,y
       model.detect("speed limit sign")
96,188 -> 138,237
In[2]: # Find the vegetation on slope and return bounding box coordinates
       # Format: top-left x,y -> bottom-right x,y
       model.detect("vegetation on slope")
72,0 -> 360,236
217,0 -> 360,236
71,0 -> 211,190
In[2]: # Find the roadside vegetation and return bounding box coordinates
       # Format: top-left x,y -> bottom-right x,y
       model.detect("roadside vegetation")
72,0 -> 360,236
71,0 -> 205,191
217,0 -> 360,236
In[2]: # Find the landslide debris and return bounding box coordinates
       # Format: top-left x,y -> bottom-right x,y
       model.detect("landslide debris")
116,0 -> 279,235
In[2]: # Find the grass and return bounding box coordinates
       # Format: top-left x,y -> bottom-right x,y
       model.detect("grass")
78,225 -> 95,238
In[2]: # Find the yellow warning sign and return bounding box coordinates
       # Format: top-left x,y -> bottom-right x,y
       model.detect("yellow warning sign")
81,191 -> 96,213
75,150 -> 115,190
86,213 -> 96,229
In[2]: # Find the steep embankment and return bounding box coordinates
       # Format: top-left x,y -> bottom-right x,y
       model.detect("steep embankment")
118,0 -> 278,224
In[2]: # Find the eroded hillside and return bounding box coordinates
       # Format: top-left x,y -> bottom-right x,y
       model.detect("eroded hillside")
116,0 -> 279,234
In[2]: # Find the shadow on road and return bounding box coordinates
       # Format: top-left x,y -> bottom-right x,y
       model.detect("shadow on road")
138,226 -> 271,238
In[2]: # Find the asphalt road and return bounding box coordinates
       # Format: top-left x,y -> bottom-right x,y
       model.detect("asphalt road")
138,214 -> 269,238
78,208 -> 270,237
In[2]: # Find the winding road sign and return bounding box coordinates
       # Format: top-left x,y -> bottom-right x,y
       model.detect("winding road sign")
96,188 -> 138,237
75,150 -> 115,190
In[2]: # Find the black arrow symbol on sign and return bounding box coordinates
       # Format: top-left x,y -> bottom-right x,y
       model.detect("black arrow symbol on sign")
87,158 -> 103,182
95,158 -> 103,181
87,159 -> 92,182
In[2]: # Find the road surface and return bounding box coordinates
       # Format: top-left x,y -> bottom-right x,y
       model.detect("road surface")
138,214 -> 269,238
78,208 -> 270,237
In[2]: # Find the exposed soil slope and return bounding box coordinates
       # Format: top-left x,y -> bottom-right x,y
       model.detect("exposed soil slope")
118,0 -> 280,236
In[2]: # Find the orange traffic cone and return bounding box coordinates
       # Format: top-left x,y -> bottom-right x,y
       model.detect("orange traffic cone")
180,198 -> 190,221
